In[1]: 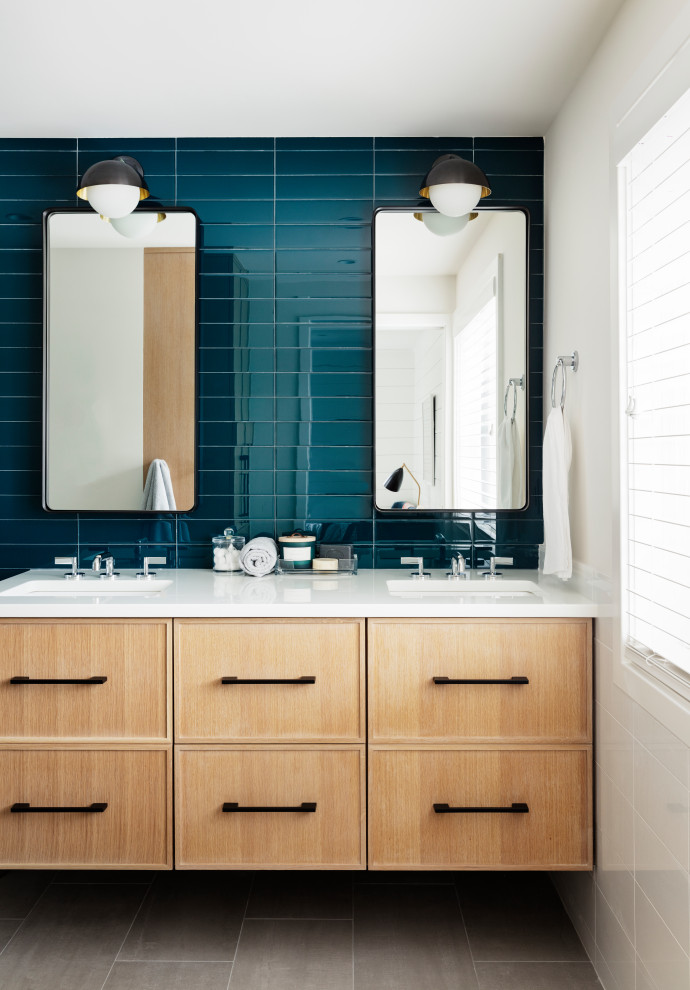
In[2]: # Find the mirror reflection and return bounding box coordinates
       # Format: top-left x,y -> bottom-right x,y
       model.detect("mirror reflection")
44,209 -> 197,512
374,207 -> 528,512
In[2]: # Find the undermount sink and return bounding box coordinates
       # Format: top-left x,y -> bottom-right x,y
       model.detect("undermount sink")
386,578 -> 540,597
0,578 -> 173,597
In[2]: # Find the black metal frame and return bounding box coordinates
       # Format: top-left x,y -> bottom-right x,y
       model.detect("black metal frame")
41,206 -> 200,515
372,204 -> 531,515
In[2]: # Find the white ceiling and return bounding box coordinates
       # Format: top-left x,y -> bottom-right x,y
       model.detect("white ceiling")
0,0 -> 625,137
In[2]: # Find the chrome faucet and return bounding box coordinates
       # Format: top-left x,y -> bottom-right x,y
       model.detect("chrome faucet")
447,552 -> 468,581
92,552 -> 119,579
136,555 -> 166,580
400,556 -> 430,580
481,556 -> 514,579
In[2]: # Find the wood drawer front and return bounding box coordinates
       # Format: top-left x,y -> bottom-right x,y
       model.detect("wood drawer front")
174,620 -> 364,742
0,748 -> 172,868
0,620 -> 170,742
369,619 -> 591,743
369,748 -> 592,870
175,747 -> 365,868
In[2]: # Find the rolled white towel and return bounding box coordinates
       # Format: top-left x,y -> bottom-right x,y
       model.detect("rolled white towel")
239,537 -> 278,577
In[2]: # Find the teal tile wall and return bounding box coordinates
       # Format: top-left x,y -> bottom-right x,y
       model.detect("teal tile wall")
0,137 -> 543,577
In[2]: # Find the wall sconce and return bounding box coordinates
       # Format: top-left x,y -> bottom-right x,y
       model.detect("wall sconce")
77,156 -> 149,219
414,210 -> 478,237
101,211 -> 167,239
383,462 -> 422,508
419,154 -> 491,217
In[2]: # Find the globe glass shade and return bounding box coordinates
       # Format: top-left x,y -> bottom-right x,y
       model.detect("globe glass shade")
428,182 -> 482,217
108,213 -> 162,238
422,212 -> 470,236
85,184 -> 140,219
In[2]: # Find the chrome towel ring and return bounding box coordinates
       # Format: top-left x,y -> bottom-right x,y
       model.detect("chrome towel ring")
503,375 -> 525,423
551,351 -> 579,410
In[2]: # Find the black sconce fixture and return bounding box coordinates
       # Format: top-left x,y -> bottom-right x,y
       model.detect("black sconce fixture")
77,156 -> 149,219
419,154 -> 491,217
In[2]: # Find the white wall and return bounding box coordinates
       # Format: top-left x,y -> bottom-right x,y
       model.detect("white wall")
48,248 -> 144,509
375,345 -> 418,507
545,0 -> 690,987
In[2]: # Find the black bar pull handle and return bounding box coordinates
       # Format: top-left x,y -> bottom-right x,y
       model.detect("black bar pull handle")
10,676 -> 107,685
222,801 -> 317,813
221,676 -> 316,685
434,802 -> 529,814
11,802 -> 108,813
433,676 -> 529,685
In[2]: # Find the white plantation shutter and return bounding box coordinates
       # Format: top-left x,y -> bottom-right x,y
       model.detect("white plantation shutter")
454,285 -> 497,508
621,85 -> 690,685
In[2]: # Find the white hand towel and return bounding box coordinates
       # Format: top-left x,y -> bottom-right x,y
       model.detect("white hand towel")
239,537 -> 278,577
497,416 -> 515,509
142,459 -> 177,511
511,418 -> 525,508
542,406 -> 572,580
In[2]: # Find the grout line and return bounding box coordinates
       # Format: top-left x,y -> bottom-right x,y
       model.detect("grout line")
98,874 -> 157,990
0,873 -> 55,960
225,871 -> 255,990
452,881 -> 480,989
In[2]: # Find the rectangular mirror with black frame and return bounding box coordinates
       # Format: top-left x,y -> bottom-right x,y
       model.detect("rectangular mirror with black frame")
374,206 -> 529,512
43,208 -> 198,513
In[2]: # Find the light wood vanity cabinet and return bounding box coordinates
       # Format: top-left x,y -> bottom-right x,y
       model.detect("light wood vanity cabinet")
0,613 -> 591,872
368,618 -> 593,871
0,619 -> 173,870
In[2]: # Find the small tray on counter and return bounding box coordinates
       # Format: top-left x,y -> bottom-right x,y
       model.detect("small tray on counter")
274,556 -> 358,577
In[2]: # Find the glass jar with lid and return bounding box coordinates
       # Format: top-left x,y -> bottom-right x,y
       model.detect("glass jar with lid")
212,527 -> 245,572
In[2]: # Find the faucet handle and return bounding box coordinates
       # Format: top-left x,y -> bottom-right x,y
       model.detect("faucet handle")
494,557 -> 514,566
136,555 -> 166,580
54,556 -> 84,580
400,556 -> 430,580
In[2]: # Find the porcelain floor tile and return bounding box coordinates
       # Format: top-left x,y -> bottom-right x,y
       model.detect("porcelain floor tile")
0,871 -> 53,917
475,961 -> 601,989
229,919 -> 352,990
102,960 -> 233,990
247,871 -> 353,919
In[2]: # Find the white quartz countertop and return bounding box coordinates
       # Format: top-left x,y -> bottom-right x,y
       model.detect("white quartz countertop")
0,568 -> 600,618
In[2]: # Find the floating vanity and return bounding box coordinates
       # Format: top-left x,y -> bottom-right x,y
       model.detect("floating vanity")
0,568 -> 596,872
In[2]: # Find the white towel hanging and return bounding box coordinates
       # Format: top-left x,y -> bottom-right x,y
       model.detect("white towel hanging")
542,406 -> 572,580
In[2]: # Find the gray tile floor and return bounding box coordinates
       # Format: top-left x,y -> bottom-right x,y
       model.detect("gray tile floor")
0,869 -> 602,990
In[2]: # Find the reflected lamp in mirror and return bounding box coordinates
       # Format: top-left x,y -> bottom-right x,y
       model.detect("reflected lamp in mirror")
103,211 -> 167,239
383,463 -> 421,509
43,208 -> 198,513
374,206 -> 529,513
414,210 -> 478,237
77,156 -> 150,218
419,154 -> 491,217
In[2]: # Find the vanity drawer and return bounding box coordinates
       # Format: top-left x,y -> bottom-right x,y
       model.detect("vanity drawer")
175,746 -> 365,868
369,747 -> 592,870
0,620 -> 171,742
368,619 -> 591,743
0,746 -> 172,868
174,619 -> 365,742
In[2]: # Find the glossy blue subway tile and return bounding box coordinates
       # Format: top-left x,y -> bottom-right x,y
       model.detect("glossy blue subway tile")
197,470 -> 273,497
482,173 -> 543,200
0,445 -> 41,471
474,137 -> 543,151
199,396 -> 275,422
0,175 -> 76,199
200,249 -> 274,274
0,545 -> 80,570
276,395 -> 372,421
199,323 -> 274,348
277,138 -> 373,151
198,419 -> 274,446
0,151 -> 76,175
275,495 -> 371,519
200,371 -> 274,398
178,174 -> 273,200
373,175 -> 425,200
0,396 -> 41,420
200,225 -> 273,250
276,297 -> 370,322
0,227 -> 42,250
176,151 -> 273,175
276,446 -> 372,471
276,249 -> 370,274
276,274 -> 370,299
0,274 -> 42,298
0,470 -> 41,496
276,373 -> 371,398
275,201 -> 373,225
199,445 -> 274,471
78,138 -> 174,150
276,174 -> 373,200
177,138 -> 273,151
479,149 -> 544,175
0,371 -> 41,396
0,299 -> 42,323
200,298 -> 274,323
375,519 -> 473,544
276,471 -> 371,496
375,137 -> 473,151
276,349 -> 370,374
0,251 -> 42,274
189,200 -> 274,224
276,421 -> 372,447
200,274 -> 274,299
275,520 -> 374,544
375,150 -> 456,174
276,224 -> 369,251
276,323 -> 371,348
78,518 -> 176,545
0,515 -> 78,545
0,139 -> 75,151
0,492 -> 65,521
276,150 -> 373,175
0,421 -> 41,445
199,348 -> 274,374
